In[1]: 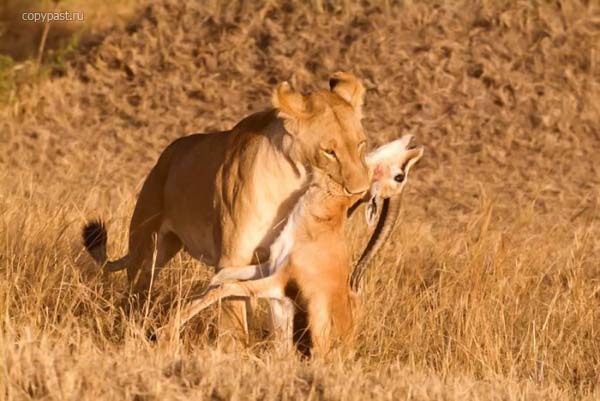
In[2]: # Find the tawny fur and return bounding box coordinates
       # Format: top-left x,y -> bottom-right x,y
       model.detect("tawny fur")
164,181 -> 359,356
82,72 -> 371,345
162,135 -> 424,356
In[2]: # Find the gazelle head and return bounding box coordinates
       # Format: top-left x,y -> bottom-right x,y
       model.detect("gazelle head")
363,135 -> 424,226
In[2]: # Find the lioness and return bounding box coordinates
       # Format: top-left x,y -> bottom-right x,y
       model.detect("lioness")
83,72 -> 371,345
161,135 -> 424,356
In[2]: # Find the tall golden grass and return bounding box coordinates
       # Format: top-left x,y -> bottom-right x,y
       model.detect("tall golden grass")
1,0 -> 599,399
0,0 -> 142,60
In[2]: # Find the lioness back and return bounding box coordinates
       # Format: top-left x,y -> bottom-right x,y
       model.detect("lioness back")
161,109 -> 294,265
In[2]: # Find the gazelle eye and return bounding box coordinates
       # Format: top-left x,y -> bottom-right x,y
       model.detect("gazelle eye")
394,172 -> 405,183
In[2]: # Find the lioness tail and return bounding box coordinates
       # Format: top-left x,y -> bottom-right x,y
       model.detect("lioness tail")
82,220 -> 128,272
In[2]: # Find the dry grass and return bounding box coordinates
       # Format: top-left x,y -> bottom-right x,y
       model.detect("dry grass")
1,0 -> 600,399
0,0 -> 142,61
0,0 -> 143,103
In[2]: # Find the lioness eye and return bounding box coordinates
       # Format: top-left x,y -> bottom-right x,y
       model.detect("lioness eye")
324,149 -> 337,158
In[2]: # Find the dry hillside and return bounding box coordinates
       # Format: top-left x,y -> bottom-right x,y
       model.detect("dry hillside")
1,0 -> 599,400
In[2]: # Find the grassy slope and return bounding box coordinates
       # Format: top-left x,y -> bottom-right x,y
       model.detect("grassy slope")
0,0 -> 141,103
1,0 -> 599,399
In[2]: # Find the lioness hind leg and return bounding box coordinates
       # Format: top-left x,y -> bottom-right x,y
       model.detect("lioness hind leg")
128,230 -> 182,297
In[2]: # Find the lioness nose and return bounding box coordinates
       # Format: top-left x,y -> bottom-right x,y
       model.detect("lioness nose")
344,162 -> 370,196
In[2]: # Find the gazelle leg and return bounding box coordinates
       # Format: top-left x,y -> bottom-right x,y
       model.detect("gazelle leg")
162,274 -> 285,341
211,262 -> 271,285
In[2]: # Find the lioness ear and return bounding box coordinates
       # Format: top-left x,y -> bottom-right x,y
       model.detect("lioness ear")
329,71 -> 365,114
272,81 -> 309,121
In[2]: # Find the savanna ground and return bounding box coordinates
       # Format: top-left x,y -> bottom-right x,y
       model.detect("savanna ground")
1,0 -> 599,400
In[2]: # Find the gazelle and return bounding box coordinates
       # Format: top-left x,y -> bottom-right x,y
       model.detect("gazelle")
162,135 -> 424,356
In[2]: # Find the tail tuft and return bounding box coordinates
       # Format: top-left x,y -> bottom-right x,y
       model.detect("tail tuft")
83,220 -> 107,250
82,220 -> 108,264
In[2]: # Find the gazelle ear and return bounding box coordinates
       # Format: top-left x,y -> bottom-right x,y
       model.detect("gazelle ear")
329,71 -> 365,115
403,147 -> 425,172
272,81 -> 310,122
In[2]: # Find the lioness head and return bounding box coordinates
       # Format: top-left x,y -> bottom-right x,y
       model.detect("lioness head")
272,72 -> 370,196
